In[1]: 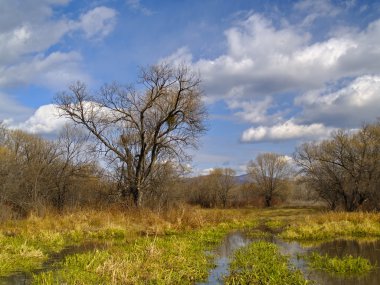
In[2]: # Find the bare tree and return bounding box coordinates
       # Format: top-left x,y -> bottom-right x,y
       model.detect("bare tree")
0,129 -> 61,215
294,122 -> 380,211
247,153 -> 292,207
294,142 -> 343,210
210,168 -> 236,208
56,63 -> 207,207
50,124 -> 93,211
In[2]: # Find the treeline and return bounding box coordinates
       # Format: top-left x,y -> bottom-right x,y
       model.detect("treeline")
0,124 -> 110,219
0,123 -> 282,219
1,121 -> 379,219
294,122 -> 380,211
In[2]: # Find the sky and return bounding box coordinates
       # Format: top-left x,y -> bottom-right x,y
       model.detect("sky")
1,0 -> 380,175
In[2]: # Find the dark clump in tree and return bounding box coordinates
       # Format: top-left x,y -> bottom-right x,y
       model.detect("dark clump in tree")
56,63 -> 207,207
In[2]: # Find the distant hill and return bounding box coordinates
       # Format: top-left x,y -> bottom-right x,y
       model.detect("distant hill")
184,173 -> 252,184
234,174 -> 252,184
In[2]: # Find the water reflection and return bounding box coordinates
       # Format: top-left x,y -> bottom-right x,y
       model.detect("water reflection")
272,237 -> 380,285
197,231 -> 251,285
200,232 -> 380,285
308,239 -> 380,285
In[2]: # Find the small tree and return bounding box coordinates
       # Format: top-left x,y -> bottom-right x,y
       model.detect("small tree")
56,63 -> 207,207
50,124 -> 93,211
209,168 -> 236,208
247,153 -> 292,207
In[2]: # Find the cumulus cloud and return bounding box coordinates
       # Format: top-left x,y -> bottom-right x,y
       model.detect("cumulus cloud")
12,104 -> 68,134
296,75 -> 380,127
200,168 -> 215,176
241,120 -> 335,142
0,3 -> 118,82
227,97 -> 281,124
159,47 -> 193,67
161,8 -> 380,143
0,2 -> 117,129
192,13 -> 380,103
12,100 -> 126,135
0,52 -> 90,89
77,6 -> 117,39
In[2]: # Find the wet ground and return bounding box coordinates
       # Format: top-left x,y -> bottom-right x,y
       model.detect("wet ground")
0,242 -> 107,285
2,230 -> 380,284
305,239 -> 380,285
200,229 -> 380,284
197,231 -> 251,284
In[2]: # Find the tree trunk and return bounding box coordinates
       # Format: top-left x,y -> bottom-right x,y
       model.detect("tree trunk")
265,195 -> 272,207
130,184 -> 143,207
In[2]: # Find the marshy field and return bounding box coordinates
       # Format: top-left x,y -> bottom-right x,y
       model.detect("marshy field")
1,206 -> 380,284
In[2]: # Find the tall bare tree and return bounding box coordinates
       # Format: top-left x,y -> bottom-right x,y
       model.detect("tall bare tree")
247,153 -> 292,207
56,63 -> 207,207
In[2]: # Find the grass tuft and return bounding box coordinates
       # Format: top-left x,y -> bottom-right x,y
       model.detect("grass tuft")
225,241 -> 309,285
306,252 -> 375,276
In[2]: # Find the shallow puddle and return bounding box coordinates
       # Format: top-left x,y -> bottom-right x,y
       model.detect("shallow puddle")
0,242 -> 107,285
197,231 -> 251,284
269,237 -> 380,285
200,229 -> 380,285
306,239 -> 380,285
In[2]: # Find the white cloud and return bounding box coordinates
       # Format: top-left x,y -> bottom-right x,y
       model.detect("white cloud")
126,0 -> 153,15
12,104 -> 68,134
241,120 -> 335,142
165,11 -> 380,142
77,6 -> 117,39
296,75 -> 380,127
0,1 -> 116,88
193,13 -> 380,103
0,2 -> 117,128
294,0 -> 342,26
200,168 -> 215,176
0,52 -> 90,89
227,97 -> 280,124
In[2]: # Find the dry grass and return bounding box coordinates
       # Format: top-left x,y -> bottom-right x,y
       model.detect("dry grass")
281,211 -> 380,240
0,206 -> 319,281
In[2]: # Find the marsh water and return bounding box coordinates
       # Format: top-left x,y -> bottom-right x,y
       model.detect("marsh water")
200,231 -> 380,285
197,231 -> 251,284
306,239 -> 380,285
0,242 -> 106,285
2,234 -> 380,284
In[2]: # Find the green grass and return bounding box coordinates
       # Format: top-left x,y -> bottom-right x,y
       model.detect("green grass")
245,229 -> 271,239
0,231 -> 66,276
305,252 -> 375,276
225,241 -> 309,285
265,219 -> 285,230
8,207 -> 378,284
33,226 -> 235,284
0,206 -> 255,277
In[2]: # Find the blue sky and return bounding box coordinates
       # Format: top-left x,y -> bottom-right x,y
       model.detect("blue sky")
1,0 -> 380,174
